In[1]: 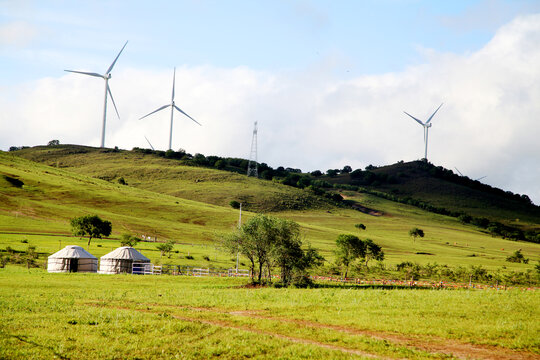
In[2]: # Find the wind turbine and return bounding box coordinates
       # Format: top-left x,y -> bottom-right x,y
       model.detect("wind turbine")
140,67 -> 201,150
404,103 -> 443,162
65,41 -> 128,148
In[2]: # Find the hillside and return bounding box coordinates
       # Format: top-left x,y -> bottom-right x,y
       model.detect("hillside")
13,145 -> 327,212
319,161 -> 540,229
2,145 -> 540,272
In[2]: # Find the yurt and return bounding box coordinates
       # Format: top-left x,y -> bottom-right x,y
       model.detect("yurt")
48,245 -> 98,273
99,247 -> 150,274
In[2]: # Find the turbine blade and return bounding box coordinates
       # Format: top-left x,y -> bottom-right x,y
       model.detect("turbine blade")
404,111 -> 424,126
454,167 -> 463,176
106,40 -> 128,74
64,70 -> 104,78
171,67 -> 176,102
144,136 -> 155,150
174,105 -> 201,126
107,84 -> 120,119
139,104 -> 170,120
426,103 -> 443,124
423,127 -> 426,143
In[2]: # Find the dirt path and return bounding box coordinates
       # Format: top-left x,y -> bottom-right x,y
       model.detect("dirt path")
88,301 -> 538,360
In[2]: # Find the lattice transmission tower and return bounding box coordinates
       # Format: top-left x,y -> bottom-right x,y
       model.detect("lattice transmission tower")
247,121 -> 258,177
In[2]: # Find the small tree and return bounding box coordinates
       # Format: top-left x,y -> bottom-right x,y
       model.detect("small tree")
70,215 -> 112,246
221,214 -> 322,286
47,139 -> 60,146
354,223 -> 366,231
506,249 -> 528,264
335,234 -> 366,279
364,239 -> 384,268
156,240 -> 175,258
120,234 -> 140,247
342,165 -> 352,174
229,200 -> 241,209
409,227 -> 424,242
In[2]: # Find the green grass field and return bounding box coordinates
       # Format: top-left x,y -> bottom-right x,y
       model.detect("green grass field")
1,266 -> 538,359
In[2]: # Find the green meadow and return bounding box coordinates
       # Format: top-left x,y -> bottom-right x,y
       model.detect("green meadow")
1,146 -> 540,359
1,266 -> 539,359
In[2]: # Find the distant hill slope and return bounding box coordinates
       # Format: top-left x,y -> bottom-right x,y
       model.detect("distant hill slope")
0,151 -> 241,242
13,145 -> 328,212
323,161 -> 540,229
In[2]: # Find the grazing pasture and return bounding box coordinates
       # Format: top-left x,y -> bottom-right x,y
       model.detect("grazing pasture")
0,267 -> 538,359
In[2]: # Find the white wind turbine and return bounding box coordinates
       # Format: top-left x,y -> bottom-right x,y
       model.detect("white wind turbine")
140,68 -> 201,150
65,41 -> 128,148
404,103 -> 443,162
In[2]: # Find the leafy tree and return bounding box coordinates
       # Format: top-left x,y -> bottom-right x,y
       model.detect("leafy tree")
70,215 -> 112,246
9,146 -> 21,152
506,249 -> 528,264
156,240 -> 175,257
229,200 -> 241,209
221,214 -> 322,286
120,234 -> 140,247
310,170 -> 323,177
47,139 -> 60,146
364,239 -> 384,268
326,169 -> 339,177
354,223 -> 366,231
335,234 -> 365,279
408,227 -> 424,241
215,159 -> 226,169
342,165 -> 352,173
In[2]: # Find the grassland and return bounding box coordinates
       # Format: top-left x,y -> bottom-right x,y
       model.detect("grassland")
1,266 -> 539,359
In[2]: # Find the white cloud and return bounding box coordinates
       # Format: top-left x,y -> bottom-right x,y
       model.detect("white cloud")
1,14 -> 540,204
0,21 -> 38,46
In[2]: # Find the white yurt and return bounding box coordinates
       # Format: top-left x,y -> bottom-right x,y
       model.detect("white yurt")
99,247 -> 150,274
47,245 -> 98,273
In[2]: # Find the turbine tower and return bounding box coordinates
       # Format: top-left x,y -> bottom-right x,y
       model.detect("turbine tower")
247,121 -> 258,177
404,103 -> 443,162
140,68 -> 201,150
65,41 -> 128,148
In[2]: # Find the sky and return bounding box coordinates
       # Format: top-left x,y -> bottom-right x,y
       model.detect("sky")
1,0 -> 540,204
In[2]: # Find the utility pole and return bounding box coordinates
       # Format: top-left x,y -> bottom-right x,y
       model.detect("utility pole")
236,203 -> 242,273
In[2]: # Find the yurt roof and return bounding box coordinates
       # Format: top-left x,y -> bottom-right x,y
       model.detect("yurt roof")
100,246 -> 150,261
48,245 -> 97,259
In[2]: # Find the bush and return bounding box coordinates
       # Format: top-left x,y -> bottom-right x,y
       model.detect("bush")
506,250 -> 529,263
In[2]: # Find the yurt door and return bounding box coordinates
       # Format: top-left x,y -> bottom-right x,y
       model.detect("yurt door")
69,259 -> 79,272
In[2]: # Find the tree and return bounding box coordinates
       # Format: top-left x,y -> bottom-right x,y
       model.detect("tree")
326,169 -> 339,177
47,139 -> 60,146
229,200 -> 241,209
409,227 -> 424,241
506,249 -> 528,264
120,234 -> 140,247
342,165 -> 352,174
310,170 -> 323,177
354,223 -> 366,231
335,234 -> 366,279
156,240 -> 175,257
221,214 -> 322,286
364,239 -> 384,268
70,215 -> 112,246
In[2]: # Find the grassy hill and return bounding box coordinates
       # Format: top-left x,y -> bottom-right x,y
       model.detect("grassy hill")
2,145 -> 539,275
13,145 -> 327,212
